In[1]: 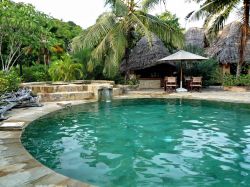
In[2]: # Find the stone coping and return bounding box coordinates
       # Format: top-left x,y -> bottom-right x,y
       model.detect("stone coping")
1,91 -> 250,186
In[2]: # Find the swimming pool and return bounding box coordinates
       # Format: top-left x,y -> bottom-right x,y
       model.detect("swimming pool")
22,99 -> 250,186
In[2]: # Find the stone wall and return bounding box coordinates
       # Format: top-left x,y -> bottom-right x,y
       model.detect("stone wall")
138,79 -> 161,89
21,82 -> 123,102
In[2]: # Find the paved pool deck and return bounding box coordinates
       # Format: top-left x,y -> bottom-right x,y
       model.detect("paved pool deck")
1,90 -> 250,187
118,89 -> 250,104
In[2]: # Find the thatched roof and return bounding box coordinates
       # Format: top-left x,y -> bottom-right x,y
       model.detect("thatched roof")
185,27 -> 208,48
120,35 -> 171,72
206,21 -> 250,64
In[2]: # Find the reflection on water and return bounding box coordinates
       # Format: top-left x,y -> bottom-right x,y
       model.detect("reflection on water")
22,99 -> 250,187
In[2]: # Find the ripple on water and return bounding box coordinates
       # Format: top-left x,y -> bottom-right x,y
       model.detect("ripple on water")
21,99 -> 250,187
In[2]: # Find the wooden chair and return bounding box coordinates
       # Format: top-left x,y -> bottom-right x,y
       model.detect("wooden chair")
164,77 -> 177,92
190,77 -> 202,92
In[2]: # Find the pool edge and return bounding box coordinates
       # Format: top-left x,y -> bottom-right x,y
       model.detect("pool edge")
1,94 -> 250,186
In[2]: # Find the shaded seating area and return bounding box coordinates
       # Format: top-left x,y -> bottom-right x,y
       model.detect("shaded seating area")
159,50 -> 208,92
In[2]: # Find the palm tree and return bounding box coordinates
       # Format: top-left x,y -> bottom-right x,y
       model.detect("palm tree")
187,0 -> 249,76
72,0 -> 183,79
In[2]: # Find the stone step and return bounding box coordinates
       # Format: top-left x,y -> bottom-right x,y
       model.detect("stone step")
38,91 -> 94,102
26,84 -> 88,94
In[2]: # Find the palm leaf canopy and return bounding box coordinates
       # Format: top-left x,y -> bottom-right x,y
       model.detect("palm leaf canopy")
187,0 -> 242,35
71,0 -> 184,78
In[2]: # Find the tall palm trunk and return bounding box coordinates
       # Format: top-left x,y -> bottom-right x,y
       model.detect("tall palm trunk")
124,27 -> 134,81
237,0 -> 249,77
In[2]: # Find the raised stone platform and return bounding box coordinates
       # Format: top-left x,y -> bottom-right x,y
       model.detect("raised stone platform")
27,84 -> 88,94
38,91 -> 94,102
21,81 -> 123,102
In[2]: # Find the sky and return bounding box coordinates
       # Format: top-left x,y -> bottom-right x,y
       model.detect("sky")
13,0 -> 236,29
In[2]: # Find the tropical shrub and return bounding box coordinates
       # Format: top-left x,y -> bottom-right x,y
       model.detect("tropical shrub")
20,65 -> 51,82
184,46 -> 221,86
48,55 -> 83,81
223,74 -> 250,86
0,71 -> 21,94
209,67 -> 224,85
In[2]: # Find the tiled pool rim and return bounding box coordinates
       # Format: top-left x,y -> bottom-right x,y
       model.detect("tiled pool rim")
1,92 -> 250,187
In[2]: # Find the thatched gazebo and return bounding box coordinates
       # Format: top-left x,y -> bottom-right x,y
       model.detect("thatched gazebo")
120,35 -> 176,88
206,21 -> 250,74
185,27 -> 209,48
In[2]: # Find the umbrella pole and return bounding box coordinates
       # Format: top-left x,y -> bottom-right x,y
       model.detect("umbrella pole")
180,61 -> 183,88
176,61 -> 187,92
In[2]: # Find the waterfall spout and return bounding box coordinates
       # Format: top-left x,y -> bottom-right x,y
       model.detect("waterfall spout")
100,88 -> 112,102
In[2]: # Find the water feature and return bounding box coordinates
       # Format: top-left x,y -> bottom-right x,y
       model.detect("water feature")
22,99 -> 250,187
100,87 -> 112,102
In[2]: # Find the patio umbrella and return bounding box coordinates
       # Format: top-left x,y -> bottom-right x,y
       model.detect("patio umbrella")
158,50 -> 208,92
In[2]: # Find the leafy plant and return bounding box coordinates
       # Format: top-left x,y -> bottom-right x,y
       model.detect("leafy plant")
20,65 -> 51,82
0,71 -> 21,94
48,55 -> 83,81
223,74 -> 250,86
0,0 -> 57,71
183,46 -> 221,86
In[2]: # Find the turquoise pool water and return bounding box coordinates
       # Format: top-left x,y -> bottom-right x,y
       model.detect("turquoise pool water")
22,99 -> 250,187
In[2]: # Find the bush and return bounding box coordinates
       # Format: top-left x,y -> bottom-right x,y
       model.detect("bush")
184,58 -> 221,86
183,45 -> 221,86
48,55 -> 83,81
223,74 -> 250,86
0,71 -> 21,94
20,65 -> 51,82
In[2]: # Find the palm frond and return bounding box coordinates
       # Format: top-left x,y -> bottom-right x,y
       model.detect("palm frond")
71,12 -> 116,51
111,0 -> 129,16
135,11 -> 184,48
187,0 -> 240,21
141,0 -> 166,11
206,3 -> 236,35
130,13 -> 153,46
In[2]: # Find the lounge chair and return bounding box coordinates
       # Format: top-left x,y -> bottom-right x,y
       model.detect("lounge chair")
190,77 -> 202,92
164,77 -> 177,92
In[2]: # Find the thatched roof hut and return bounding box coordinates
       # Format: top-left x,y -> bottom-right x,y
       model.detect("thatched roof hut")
185,27 -> 208,48
206,21 -> 250,64
120,35 -> 171,73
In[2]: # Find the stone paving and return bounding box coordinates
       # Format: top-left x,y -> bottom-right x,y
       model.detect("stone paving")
0,90 -> 250,187
118,89 -> 250,104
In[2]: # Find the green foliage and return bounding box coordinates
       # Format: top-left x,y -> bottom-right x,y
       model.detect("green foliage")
223,74 -> 250,86
48,55 -> 83,81
0,71 -> 21,94
156,12 -> 184,51
0,0 -> 57,71
187,0 -> 240,36
184,45 -> 221,86
20,65 -> 51,82
209,66 -> 224,85
127,74 -> 139,85
72,0 -> 184,78
50,19 -> 82,51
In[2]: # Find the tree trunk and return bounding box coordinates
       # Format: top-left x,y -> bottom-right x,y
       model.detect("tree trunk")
237,0 -> 249,77
124,27 -> 134,82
